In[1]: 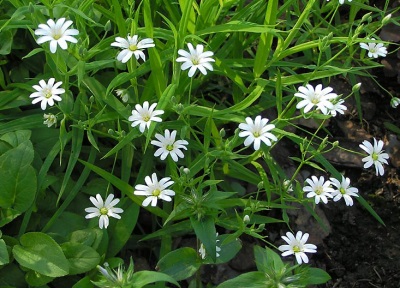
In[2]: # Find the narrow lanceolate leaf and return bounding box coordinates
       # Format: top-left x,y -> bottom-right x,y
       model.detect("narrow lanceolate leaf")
12,232 -> 69,277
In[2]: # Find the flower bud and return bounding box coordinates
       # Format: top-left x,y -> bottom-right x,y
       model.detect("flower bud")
352,82 -> 362,93
382,14 -> 392,26
332,140 -> 339,148
219,128 -> 226,138
361,12 -> 372,23
183,167 -> 190,174
243,215 -> 250,224
104,20 -> 112,32
390,97 -> 400,108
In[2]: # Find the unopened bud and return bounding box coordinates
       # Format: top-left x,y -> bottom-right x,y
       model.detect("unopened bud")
352,82 -> 362,93
382,14 -> 392,26
257,181 -> 264,190
361,12 -> 372,23
183,168 -> 190,175
332,140 -> 339,148
219,128 -> 226,138
104,20 -> 111,32
390,97 -> 400,108
243,215 -> 250,224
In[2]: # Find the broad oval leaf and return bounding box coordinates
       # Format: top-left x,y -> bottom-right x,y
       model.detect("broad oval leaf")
12,232 -> 69,277
61,242 -> 101,275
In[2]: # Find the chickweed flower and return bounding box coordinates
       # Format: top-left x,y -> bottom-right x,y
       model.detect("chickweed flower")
176,43 -> 215,77
94,260 -> 134,288
359,138 -> 389,176
111,34 -> 155,63
134,173 -> 175,207
43,113 -> 57,127
328,99 -> 347,117
390,97 -> 400,108
238,115 -> 277,150
128,101 -> 164,133
303,176 -> 334,204
294,84 -> 336,115
278,231 -> 317,265
30,78 -> 64,110
330,176 -> 359,206
34,18 -> 79,53
360,38 -> 387,58
85,194 -> 123,229
151,129 -> 188,162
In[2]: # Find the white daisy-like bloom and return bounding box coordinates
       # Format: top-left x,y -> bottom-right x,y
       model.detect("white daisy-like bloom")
328,99 -> 347,117
294,84 -> 337,115
151,129 -> 188,162
330,176 -> 359,206
303,176 -> 334,204
30,78 -> 64,110
34,18 -> 79,53
390,97 -> 400,108
43,113 -> 57,127
85,194 -> 123,229
111,34 -> 155,63
176,43 -> 215,77
128,101 -> 164,133
359,138 -> 390,176
278,231 -> 317,265
134,173 -> 175,207
360,38 -> 387,58
238,115 -> 277,151
199,233 -> 221,260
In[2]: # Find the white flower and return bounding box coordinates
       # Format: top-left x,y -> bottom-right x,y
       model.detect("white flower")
176,43 -> 215,77
238,115 -> 277,150
111,34 -> 155,63
328,99 -> 347,116
199,233 -> 221,260
360,38 -> 387,58
327,0 -> 352,4
303,176 -> 334,204
134,173 -> 175,207
390,97 -> 400,108
151,129 -> 188,162
278,231 -> 317,265
283,179 -> 293,193
128,101 -> 164,133
30,78 -> 64,110
294,84 -> 337,115
116,89 -> 129,103
85,194 -> 123,229
43,113 -> 57,127
330,176 -> 359,206
359,138 -> 389,176
34,18 -> 79,53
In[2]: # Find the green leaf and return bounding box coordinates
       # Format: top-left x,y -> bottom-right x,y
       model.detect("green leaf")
107,200 -> 140,258
25,270 -> 54,286
0,139 -> 36,227
216,271 -> 267,288
61,242 -> 101,275
306,267 -> 331,285
68,229 -> 97,247
254,245 -> 284,273
0,239 -> 9,265
12,232 -> 69,277
190,215 -> 217,262
0,31 -> 13,55
132,271 -> 180,288
157,247 -> 201,281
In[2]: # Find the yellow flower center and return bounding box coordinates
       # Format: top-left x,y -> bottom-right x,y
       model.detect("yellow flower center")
315,187 -> 323,195
43,88 -> 53,99
191,57 -> 200,65
293,245 -> 301,253
253,131 -> 260,138
340,188 -> 346,195
152,189 -> 161,197
372,152 -> 379,161
129,44 -> 138,51
166,144 -> 174,151
100,207 -> 108,215
142,114 -> 150,122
